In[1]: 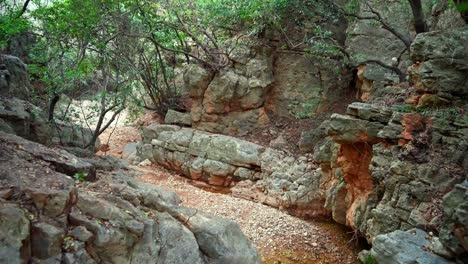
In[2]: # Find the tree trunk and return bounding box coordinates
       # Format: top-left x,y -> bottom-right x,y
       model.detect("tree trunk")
408,0 -> 428,33
47,93 -> 60,122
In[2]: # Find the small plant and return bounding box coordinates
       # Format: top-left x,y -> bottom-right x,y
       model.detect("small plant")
364,254 -> 376,264
73,172 -> 88,182
62,236 -> 75,251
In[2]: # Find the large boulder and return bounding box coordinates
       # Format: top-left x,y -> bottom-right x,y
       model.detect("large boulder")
409,27 -> 468,99
439,182 -> 468,258
0,96 -> 52,145
165,109 -> 192,126
0,203 -> 30,264
368,228 -> 453,264
186,46 -> 273,135
265,53 -> 349,118
319,102 -> 467,262
0,54 -> 30,100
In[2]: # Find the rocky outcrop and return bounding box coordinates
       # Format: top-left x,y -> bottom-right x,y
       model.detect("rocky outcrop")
0,96 -> 100,149
182,37 -> 351,135
319,102 -> 467,262
265,53 -> 349,118
408,27 -> 468,102
346,2 -> 466,102
0,54 -> 30,100
0,131 -> 260,264
165,109 -> 192,126
364,228 -> 453,264
137,124 -> 328,218
184,45 -> 273,136
0,96 -> 52,145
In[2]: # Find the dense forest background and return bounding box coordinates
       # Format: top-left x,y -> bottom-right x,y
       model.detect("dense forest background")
1,0 -> 467,148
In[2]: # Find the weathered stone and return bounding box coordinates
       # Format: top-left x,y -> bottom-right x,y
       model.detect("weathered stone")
70,226 -> 93,242
0,97 -> 52,145
207,135 -> 263,167
141,124 -> 180,144
298,120 -> 330,153
31,223 -> 64,260
328,113 -> 384,143
173,207 -> 260,264
409,27 -> 468,98
439,182 -> 468,256
370,228 -> 453,264
346,102 -> 393,123
165,109 -> 192,126
0,203 -> 30,264
0,130 -> 261,264
52,120 -> 100,151
0,55 -> 30,100
157,212 -> 206,264
203,159 -> 235,177
265,53 -> 348,118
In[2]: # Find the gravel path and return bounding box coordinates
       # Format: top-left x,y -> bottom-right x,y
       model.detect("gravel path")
136,165 -> 361,264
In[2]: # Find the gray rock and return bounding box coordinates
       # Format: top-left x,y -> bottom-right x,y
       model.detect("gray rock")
0,203 -> 30,264
52,120 -> 100,151
70,226 -> 93,242
298,120 -> 330,153
174,207 -> 260,264
141,124 -> 180,144
439,182 -> 468,256
122,142 -> 138,161
0,97 -> 52,145
409,27 -> 468,97
157,212 -> 206,264
328,113 -> 384,143
370,228 -> 453,264
165,109 -> 192,126
31,223 -> 64,260
0,132 -> 96,181
0,55 -> 30,100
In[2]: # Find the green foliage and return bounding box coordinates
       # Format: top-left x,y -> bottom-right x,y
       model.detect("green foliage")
73,172 -> 88,182
364,254 -> 376,264
0,2 -> 31,48
393,104 -> 413,113
345,0 -> 360,14
454,2 -> 468,11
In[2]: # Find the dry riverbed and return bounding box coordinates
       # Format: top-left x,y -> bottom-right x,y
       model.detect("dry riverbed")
136,166 -> 361,264
99,125 -> 362,263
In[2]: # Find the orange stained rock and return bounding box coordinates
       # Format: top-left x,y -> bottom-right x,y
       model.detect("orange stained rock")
401,113 -> 425,140
336,142 -> 374,228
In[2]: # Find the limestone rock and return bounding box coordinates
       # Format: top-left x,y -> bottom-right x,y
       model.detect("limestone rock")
0,97 -> 52,145
31,223 -> 64,260
185,45 -> 272,135
0,54 -> 30,100
298,120 -> 330,153
409,27 -> 468,98
0,203 -> 30,264
439,182 -> 468,257
369,228 -> 453,264
165,109 -> 192,126
0,123 -> 261,264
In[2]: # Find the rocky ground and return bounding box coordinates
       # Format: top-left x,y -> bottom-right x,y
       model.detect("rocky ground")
99,125 -> 362,264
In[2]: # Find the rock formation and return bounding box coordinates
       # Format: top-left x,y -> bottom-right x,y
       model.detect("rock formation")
138,27 -> 468,263
0,131 -> 260,264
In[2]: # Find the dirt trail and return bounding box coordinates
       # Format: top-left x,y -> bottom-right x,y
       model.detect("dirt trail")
98,125 -> 361,264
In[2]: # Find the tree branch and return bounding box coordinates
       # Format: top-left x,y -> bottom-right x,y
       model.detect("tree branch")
16,0 -> 31,18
